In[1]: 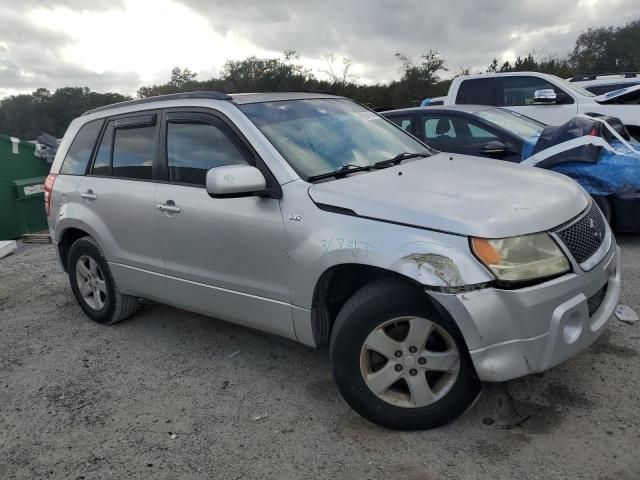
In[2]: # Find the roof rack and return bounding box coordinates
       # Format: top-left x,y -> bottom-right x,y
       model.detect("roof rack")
82,91 -> 233,116
569,72 -> 640,82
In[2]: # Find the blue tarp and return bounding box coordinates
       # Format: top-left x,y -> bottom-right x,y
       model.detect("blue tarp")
521,119 -> 640,196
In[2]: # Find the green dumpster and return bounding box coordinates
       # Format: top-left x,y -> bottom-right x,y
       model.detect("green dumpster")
0,134 -> 52,240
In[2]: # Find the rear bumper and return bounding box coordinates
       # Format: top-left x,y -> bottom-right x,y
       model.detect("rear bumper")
611,191 -> 640,232
430,243 -> 620,382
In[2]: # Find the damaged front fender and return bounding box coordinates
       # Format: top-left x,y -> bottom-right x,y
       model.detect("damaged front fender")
392,253 -> 462,286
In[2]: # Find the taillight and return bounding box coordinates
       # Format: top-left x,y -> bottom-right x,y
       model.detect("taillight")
44,173 -> 57,217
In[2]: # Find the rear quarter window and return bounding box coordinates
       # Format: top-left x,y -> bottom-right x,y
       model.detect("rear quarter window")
59,119 -> 103,175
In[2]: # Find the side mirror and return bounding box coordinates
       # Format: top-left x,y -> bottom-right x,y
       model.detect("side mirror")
533,89 -> 557,104
480,140 -> 507,155
205,164 -> 267,198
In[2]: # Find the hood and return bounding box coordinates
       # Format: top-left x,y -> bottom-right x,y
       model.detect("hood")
594,84 -> 640,104
308,153 -> 589,238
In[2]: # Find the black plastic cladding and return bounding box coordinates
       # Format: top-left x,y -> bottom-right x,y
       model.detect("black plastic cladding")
587,283 -> 608,316
555,202 -> 607,264
82,91 -> 233,116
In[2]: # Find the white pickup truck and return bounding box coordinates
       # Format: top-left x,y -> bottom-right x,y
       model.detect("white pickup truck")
432,72 -> 640,137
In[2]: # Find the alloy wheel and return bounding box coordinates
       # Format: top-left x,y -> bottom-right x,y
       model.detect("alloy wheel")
75,255 -> 107,310
359,316 -> 460,408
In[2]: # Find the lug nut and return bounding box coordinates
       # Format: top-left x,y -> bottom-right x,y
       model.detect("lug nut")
409,346 -> 417,353
409,368 -> 418,376
395,364 -> 403,372
418,357 -> 426,365
394,351 -> 402,358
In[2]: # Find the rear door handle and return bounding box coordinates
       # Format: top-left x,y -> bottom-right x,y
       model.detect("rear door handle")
81,190 -> 97,200
157,201 -> 181,214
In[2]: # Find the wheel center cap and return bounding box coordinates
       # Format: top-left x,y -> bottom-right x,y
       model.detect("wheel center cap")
403,355 -> 416,367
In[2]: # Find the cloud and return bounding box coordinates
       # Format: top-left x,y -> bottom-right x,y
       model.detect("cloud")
179,0 -> 640,78
0,0 -> 639,97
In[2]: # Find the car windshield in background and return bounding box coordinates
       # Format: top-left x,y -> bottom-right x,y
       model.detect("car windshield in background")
476,108 -> 545,139
239,98 -> 432,180
555,76 -> 596,98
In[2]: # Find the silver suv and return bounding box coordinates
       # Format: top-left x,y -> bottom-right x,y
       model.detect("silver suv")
46,92 -> 621,430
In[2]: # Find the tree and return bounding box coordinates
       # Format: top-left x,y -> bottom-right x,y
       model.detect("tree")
169,67 -> 197,88
0,87 -> 129,139
220,50 -> 315,92
395,49 -> 446,83
320,53 -> 358,90
391,50 -> 449,107
454,66 -> 472,77
570,20 -> 640,73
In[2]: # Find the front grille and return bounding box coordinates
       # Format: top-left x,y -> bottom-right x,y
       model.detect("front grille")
587,283 -> 608,316
555,202 -> 607,264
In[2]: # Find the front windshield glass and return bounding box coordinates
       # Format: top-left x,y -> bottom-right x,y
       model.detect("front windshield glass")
476,108 -> 545,140
554,76 -> 596,97
239,98 -> 432,179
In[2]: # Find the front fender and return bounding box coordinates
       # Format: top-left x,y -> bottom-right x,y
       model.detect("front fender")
280,181 -> 494,310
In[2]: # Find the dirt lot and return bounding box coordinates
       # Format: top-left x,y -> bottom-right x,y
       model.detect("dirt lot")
1,238 -> 639,480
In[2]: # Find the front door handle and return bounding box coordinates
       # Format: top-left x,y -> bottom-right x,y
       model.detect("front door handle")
81,190 -> 97,200
157,201 -> 181,214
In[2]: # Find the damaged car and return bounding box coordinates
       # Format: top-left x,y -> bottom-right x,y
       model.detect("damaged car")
384,106 -> 640,232
46,92 -> 621,430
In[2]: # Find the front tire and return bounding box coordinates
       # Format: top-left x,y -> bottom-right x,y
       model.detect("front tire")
330,279 -> 480,430
68,237 -> 138,325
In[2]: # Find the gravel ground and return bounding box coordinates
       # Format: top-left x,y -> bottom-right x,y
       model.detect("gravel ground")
1,238 -> 639,480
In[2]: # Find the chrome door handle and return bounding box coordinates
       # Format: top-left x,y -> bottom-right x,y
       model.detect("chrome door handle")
157,203 -> 181,213
81,190 -> 97,200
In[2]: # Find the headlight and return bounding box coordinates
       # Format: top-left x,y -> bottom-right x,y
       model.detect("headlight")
471,232 -> 570,282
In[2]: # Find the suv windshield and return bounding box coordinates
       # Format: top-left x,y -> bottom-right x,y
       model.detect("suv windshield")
239,98 -> 432,180
475,108 -> 545,139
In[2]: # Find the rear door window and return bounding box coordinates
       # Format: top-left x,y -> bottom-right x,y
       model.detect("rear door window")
422,115 -> 498,152
59,119 -> 103,175
112,126 -> 155,180
89,114 -> 157,180
456,78 -> 499,105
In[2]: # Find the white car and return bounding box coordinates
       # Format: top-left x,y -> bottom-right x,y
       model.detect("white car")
438,72 -> 640,138
567,72 -> 640,95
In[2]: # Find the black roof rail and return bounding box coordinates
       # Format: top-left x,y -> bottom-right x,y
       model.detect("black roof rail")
82,91 -> 233,116
569,71 -> 640,82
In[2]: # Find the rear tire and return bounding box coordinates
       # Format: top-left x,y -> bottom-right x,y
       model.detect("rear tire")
330,279 -> 480,430
68,237 -> 138,325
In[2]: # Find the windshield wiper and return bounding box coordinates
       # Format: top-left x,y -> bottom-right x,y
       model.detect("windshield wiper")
307,163 -> 373,182
373,151 -> 429,169
306,152 -> 430,182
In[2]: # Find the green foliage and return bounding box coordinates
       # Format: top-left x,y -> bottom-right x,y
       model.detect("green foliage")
1,19 -> 639,139
0,87 -> 130,139
569,19 -> 640,72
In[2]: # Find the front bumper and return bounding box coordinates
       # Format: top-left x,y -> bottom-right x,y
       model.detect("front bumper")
430,242 -> 621,382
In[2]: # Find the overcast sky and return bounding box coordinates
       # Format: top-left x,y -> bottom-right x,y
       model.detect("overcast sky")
1,0 -> 640,98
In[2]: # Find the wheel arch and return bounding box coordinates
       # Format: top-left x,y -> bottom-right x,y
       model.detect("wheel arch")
309,263 -> 474,365
56,221 -> 105,272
